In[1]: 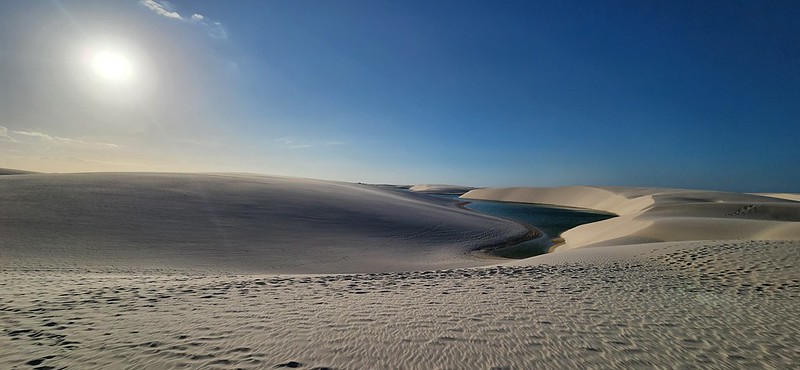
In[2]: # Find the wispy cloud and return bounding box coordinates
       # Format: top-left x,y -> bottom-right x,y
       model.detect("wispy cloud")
140,0 -> 182,20
174,138 -> 223,148
140,0 -> 227,39
0,126 -> 16,142
275,137 -> 349,150
12,130 -> 118,149
275,137 -> 312,149
190,15 -> 227,40
36,156 -> 147,167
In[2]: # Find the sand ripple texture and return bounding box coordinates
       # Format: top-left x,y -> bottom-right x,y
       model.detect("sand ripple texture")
1,240 -> 798,369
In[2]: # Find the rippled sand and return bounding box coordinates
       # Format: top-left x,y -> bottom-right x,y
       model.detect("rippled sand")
2,240 -> 797,369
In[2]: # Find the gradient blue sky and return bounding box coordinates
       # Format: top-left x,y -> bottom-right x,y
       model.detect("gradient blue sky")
1,1 -> 798,191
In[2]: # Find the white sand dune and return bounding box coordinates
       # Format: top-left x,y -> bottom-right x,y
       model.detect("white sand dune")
755,192 -> 800,202
409,184 -> 476,194
1,174 -> 798,368
0,172 -> 526,273
463,186 -> 800,251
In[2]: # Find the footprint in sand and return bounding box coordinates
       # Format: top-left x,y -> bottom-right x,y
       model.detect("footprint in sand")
275,361 -> 303,368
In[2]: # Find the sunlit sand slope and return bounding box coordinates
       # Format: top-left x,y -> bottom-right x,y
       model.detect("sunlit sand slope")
409,184 -> 476,194
0,173 -> 526,273
755,192 -> 800,202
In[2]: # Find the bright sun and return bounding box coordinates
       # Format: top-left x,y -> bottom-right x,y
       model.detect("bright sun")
90,49 -> 133,82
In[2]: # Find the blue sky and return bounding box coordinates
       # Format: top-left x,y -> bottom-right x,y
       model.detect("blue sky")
0,1 -> 798,191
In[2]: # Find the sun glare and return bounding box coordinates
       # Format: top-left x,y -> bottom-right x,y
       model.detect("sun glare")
77,40 -> 151,105
90,49 -> 133,82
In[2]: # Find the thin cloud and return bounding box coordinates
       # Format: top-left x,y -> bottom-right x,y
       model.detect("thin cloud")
140,1 -> 227,39
275,137 -> 349,150
140,0 -> 182,20
174,138 -> 223,148
275,137 -> 296,145
275,137 -> 313,149
190,16 -> 228,40
208,22 -> 228,40
13,130 -> 118,149
36,156 -> 149,167
0,126 -> 16,142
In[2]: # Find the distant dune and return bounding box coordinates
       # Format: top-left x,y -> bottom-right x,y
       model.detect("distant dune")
755,192 -> 800,202
409,184 -> 476,194
0,167 -> 37,175
0,172 -> 525,273
463,186 -> 800,251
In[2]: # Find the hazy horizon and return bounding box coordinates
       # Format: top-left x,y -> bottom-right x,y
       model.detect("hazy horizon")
1,1 -> 799,192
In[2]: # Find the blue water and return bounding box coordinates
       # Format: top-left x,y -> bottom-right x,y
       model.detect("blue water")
428,193 -> 615,258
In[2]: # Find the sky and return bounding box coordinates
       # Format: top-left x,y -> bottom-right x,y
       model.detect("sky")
0,0 -> 798,191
